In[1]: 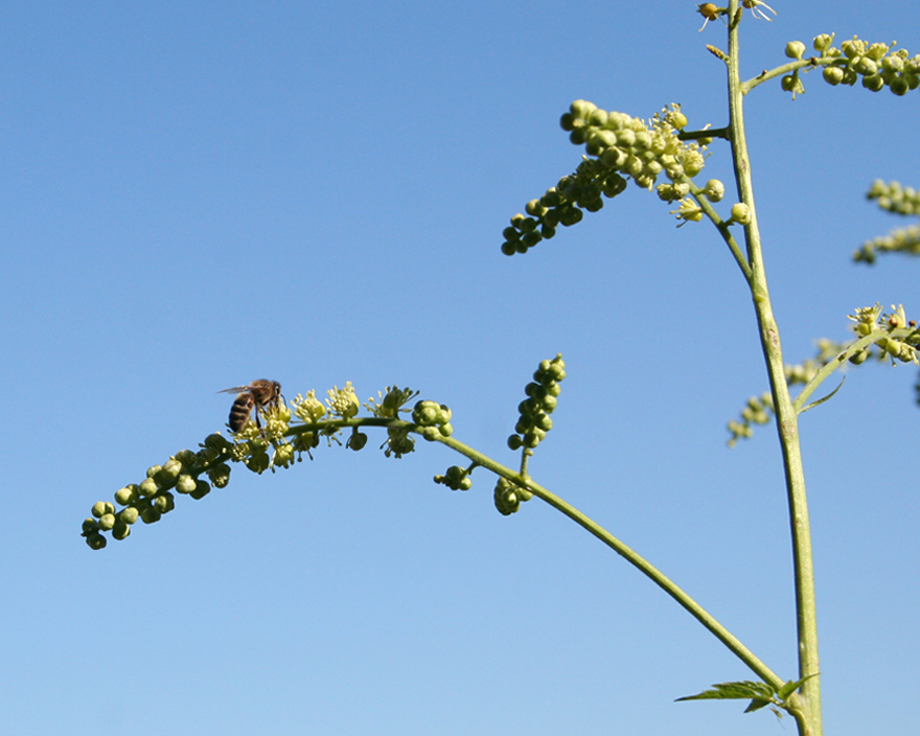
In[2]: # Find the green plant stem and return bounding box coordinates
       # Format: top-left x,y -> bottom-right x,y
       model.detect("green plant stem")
687,179 -> 752,283
431,432 -> 784,691
725,4 -> 821,735
791,326 -> 918,412
740,57 -> 828,95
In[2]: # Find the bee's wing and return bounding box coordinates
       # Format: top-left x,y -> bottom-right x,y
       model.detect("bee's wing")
217,386 -> 250,395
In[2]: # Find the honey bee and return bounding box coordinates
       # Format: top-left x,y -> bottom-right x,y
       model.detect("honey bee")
217,379 -> 284,433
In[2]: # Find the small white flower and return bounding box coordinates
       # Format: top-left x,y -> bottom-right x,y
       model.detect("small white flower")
743,0 -> 777,21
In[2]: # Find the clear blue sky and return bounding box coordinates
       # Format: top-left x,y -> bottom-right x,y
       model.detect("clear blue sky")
2,2 -> 918,734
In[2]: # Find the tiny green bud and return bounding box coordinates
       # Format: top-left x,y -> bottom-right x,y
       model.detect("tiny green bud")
138,477 -> 158,497
115,485 -> 138,506
866,42 -> 890,61
730,202 -> 753,225
119,507 -> 139,525
86,533 -> 107,550
207,463 -> 231,488
702,179 -> 725,202
174,449 -> 196,467
785,41 -> 807,60
99,513 -> 116,531
885,338 -> 903,357
140,507 -> 161,524
569,99 -> 597,119
849,349 -> 871,365
175,474 -> 197,494
438,422 -> 453,437
507,435 -> 523,450
418,426 -> 440,441
112,521 -> 131,540
586,108 -> 608,127
525,199 -> 547,217
82,518 -> 99,534
781,73 -> 805,97
823,66 -> 845,85
347,431 -> 368,451
92,501 -> 109,519
204,433 -> 233,452
154,493 -> 175,514
191,480 -> 211,500
155,459 -> 182,487
813,34 -> 833,53
882,55 -> 905,73
862,73 -> 885,92
855,57 -> 878,76
890,76 -> 910,96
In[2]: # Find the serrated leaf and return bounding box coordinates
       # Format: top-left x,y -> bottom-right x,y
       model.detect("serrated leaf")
744,697 -> 772,713
676,680 -> 777,703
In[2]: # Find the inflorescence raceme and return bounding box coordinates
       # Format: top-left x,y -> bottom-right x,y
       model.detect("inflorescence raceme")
853,181 -> 920,264
771,34 -> 920,101
83,357 -> 567,549
82,383 -> 427,549
501,102 -> 724,255
727,305 -> 920,445
507,354 -> 566,455
815,35 -> 920,96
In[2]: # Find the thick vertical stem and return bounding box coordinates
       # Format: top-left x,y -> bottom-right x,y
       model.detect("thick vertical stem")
724,4 -> 822,735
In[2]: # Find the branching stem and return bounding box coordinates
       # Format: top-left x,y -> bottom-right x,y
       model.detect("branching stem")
429,432 -> 785,690
725,3 -> 821,734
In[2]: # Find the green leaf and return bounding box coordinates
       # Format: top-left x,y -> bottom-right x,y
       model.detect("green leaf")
799,376 -> 846,414
676,680 -> 777,711
777,673 -> 819,701
744,697 -> 771,713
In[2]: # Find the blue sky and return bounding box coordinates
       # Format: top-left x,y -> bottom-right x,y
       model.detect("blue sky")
2,2 -> 918,734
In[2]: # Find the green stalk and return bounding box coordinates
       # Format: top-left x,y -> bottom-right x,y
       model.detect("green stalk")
431,432 -> 785,691
724,3 -> 821,734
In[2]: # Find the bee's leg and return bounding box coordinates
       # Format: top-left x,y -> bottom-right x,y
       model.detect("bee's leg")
255,406 -> 266,439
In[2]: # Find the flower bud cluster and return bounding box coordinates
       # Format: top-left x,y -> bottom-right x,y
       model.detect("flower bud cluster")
875,305 -> 920,365
816,35 -> 920,96
727,392 -> 774,447
502,102 -> 707,255
434,465 -> 472,491
83,381 -> 470,549
81,440 -> 228,549
366,386 -> 420,419
729,309 -> 920,447
866,180 -> 920,216
842,306 -> 920,364
507,355 -> 565,453
493,477 -> 533,516
412,400 -> 454,440
853,224 -> 920,264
